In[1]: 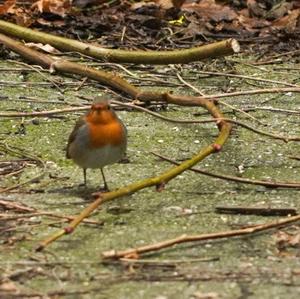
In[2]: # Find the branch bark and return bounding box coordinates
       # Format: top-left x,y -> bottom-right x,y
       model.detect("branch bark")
102,214 -> 300,259
0,20 -> 240,64
152,152 -> 300,189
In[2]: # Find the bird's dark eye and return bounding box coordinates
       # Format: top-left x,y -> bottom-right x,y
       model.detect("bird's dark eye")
107,105 -> 111,110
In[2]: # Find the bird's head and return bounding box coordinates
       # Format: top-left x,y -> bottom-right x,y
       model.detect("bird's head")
86,97 -> 116,124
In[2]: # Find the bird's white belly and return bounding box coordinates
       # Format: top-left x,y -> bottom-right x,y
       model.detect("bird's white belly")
71,143 -> 125,169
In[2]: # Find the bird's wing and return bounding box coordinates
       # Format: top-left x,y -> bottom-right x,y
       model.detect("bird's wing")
66,116 -> 86,159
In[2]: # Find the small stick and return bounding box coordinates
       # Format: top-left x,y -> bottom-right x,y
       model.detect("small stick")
215,206 -> 297,216
195,70 -> 300,88
288,156 -> 300,161
120,26 -> 126,44
7,59 -> 64,92
102,214 -> 300,259
176,72 -> 205,96
176,71 -> 266,125
247,106 -> 300,115
0,142 -> 46,193
105,256 -> 219,265
95,62 -> 139,78
0,106 -> 89,117
0,200 -> 102,225
75,76 -> 88,91
152,152 -> 300,188
0,199 -> 33,212
202,87 -> 300,99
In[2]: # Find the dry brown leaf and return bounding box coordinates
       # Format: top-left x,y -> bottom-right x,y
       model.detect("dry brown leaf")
272,8 -> 300,31
183,0 -> 237,23
36,18 -> 65,27
247,0 -> 266,18
274,229 -> 300,252
0,279 -> 18,293
289,232 -> 300,247
0,0 -> 15,14
32,0 -> 71,17
156,0 -> 185,9
0,0 -> 34,26
25,42 -> 61,54
73,0 -> 106,8
266,1 -> 293,20
238,14 -> 270,32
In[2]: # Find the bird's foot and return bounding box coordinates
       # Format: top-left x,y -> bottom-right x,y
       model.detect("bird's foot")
99,184 -> 109,192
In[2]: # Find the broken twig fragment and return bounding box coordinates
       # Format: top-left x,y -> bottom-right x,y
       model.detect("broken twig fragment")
215,206 -> 297,217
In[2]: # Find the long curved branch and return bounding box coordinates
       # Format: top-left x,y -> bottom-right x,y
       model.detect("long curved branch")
0,20 -> 240,64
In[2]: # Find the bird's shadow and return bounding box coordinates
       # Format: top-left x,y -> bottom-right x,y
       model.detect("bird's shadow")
47,184 -> 107,201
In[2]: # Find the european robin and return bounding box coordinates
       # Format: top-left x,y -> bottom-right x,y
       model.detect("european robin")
66,97 -> 127,190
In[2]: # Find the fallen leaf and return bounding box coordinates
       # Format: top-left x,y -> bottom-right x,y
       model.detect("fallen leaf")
183,0 -> 237,23
25,42 -> 61,54
72,0 -> 106,8
32,0 -> 71,17
156,0 -> 185,9
265,1 -> 293,20
0,0 -> 15,15
0,279 -> 18,293
247,0 -> 266,18
192,291 -> 219,299
289,232 -> 300,247
274,228 -> 300,253
272,8 -> 300,31
238,14 -> 270,32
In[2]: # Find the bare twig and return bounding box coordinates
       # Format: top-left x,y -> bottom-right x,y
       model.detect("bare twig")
195,70 -> 300,88
7,59 -> 63,92
176,71 -> 266,125
0,143 -> 46,193
152,152 -> 300,189
0,106 -> 89,117
245,106 -> 300,115
221,118 -> 299,142
288,155 -> 300,161
102,214 -> 300,259
202,87 -> 300,99
215,206 -> 297,216
176,72 -> 205,96
0,199 -> 102,225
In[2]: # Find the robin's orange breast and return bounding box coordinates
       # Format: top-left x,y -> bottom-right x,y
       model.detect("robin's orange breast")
88,119 -> 126,148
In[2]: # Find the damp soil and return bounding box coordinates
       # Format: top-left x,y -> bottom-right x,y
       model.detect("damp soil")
0,54 -> 300,299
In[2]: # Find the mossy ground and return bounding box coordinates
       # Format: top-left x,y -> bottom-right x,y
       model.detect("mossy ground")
0,55 -> 300,298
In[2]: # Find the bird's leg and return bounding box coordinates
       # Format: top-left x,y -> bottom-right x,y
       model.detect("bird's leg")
100,168 -> 109,191
83,168 -> 87,186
